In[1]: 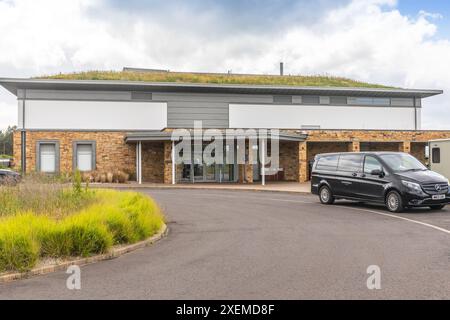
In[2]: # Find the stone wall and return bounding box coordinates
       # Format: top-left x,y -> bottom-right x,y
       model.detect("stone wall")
301,129 -> 450,142
141,142 -> 164,183
411,142 -> 427,164
360,142 -> 401,152
13,129 -> 450,184
279,141 -> 299,181
14,130 -> 136,175
163,141 -> 173,184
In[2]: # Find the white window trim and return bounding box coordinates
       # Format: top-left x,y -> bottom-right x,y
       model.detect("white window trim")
36,140 -> 60,173
73,141 -> 96,172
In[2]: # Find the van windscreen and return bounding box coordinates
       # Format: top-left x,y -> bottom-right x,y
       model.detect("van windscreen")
379,153 -> 427,172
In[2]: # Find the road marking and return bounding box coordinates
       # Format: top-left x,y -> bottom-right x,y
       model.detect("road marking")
342,206 -> 450,235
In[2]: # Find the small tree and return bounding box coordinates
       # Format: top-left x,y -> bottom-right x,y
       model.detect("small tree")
0,126 -> 16,156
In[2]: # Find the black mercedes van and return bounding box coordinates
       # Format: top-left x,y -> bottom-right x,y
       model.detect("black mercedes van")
311,152 -> 449,212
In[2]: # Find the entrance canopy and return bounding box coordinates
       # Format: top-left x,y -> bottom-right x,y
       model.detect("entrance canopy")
125,130 -> 308,143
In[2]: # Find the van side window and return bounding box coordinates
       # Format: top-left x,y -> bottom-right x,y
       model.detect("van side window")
316,155 -> 339,171
337,154 -> 363,172
364,156 -> 383,174
432,148 -> 440,164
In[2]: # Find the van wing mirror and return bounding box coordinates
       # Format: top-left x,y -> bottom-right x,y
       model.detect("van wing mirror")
370,169 -> 385,177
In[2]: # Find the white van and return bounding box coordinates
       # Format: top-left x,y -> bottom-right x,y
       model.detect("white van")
429,139 -> 450,179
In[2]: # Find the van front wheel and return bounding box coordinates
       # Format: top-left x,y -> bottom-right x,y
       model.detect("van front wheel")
319,186 -> 335,205
386,190 -> 404,213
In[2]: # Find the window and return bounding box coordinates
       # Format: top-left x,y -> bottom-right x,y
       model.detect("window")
348,97 -> 390,106
131,92 -> 152,101
364,156 -> 383,174
319,96 -> 330,105
379,153 -> 427,172
316,155 -> 339,171
390,98 -> 414,107
302,96 -> 320,105
73,141 -> 96,172
337,154 -> 363,172
330,96 -> 347,105
432,148 -> 441,164
273,95 -> 292,104
37,141 -> 59,173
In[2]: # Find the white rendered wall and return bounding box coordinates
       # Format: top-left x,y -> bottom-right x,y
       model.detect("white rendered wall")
229,104 -> 416,130
23,100 -> 167,130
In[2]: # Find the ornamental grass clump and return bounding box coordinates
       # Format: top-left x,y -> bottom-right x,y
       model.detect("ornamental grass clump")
0,183 -> 164,273
0,214 -> 41,272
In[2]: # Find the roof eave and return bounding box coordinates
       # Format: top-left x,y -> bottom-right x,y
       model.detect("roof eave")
0,78 -> 443,98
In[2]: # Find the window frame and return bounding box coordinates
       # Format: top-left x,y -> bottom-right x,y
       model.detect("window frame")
363,155 -> 384,175
347,97 -> 390,106
36,140 -> 60,173
73,140 -> 96,172
432,147 -> 441,164
315,155 -> 339,171
337,154 -> 364,173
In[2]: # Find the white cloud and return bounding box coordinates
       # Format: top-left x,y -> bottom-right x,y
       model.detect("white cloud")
0,0 -> 450,129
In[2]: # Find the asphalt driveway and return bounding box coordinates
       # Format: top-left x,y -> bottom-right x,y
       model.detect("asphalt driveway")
1,189 -> 449,299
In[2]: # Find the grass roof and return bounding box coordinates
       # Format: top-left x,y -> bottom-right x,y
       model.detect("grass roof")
38,70 -> 393,89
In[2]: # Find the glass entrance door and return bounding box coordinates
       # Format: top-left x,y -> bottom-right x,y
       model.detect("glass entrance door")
176,142 -> 238,183
205,164 -> 215,181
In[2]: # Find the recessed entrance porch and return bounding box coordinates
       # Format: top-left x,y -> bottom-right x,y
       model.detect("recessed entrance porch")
125,131 -> 307,185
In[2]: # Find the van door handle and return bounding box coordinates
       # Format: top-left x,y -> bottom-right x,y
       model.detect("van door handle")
342,181 -> 352,185
352,173 -> 358,177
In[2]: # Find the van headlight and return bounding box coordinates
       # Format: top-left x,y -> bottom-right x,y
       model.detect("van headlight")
401,180 -> 422,194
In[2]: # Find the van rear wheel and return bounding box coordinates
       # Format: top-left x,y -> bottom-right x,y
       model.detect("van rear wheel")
386,190 -> 404,213
319,186 -> 335,205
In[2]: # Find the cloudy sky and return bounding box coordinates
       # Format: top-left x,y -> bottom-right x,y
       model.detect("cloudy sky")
1,0 -> 450,129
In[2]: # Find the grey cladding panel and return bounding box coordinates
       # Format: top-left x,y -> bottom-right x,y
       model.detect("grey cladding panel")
167,100 -> 229,127
152,92 -> 273,103
168,119 -> 228,128
168,113 -> 228,120
25,89 -> 132,100
131,92 -> 152,100
273,95 -> 292,104
330,96 -> 347,105
155,93 -> 267,128
302,96 -> 320,104
391,98 -> 414,107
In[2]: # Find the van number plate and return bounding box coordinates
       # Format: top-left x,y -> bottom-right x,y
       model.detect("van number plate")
432,194 -> 446,200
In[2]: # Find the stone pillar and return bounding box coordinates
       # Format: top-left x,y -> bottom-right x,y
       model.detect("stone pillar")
163,141 -> 172,184
12,130 -> 21,171
244,142 -> 254,183
238,164 -> 245,183
348,140 -> 360,152
298,141 -> 308,183
399,141 -> 411,153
